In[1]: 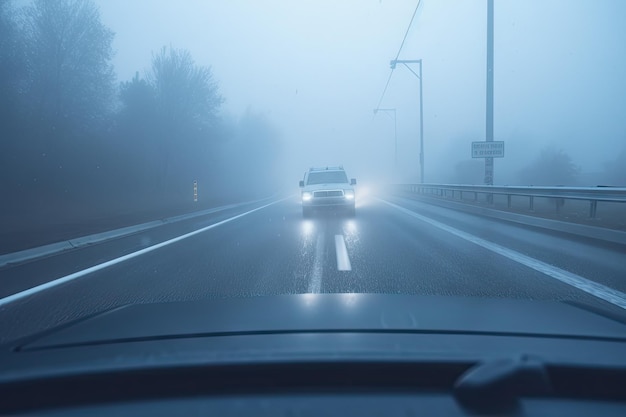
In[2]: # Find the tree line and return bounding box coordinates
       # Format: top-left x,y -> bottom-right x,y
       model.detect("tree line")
449,145 -> 626,186
0,0 -> 282,216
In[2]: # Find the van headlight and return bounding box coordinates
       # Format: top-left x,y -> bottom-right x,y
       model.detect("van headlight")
344,190 -> 355,200
302,192 -> 312,201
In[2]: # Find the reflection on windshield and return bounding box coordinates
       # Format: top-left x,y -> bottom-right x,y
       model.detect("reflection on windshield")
302,292 -> 319,307
341,292 -> 358,308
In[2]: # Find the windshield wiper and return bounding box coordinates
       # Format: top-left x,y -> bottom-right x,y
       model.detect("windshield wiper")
454,355 -> 552,414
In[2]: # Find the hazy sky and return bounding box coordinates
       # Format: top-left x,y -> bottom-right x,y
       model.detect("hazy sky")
95,0 -> 626,183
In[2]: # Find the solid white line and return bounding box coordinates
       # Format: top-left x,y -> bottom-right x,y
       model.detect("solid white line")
380,198 -> 626,310
0,199 -> 269,268
308,232 -> 325,293
0,197 -> 290,308
335,235 -> 352,271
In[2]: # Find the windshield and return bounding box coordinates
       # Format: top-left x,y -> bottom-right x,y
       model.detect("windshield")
1,0 -> 625,348
307,171 -> 349,185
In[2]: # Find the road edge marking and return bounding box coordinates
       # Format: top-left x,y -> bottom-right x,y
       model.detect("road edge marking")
0,197 -> 291,308
0,196 -> 280,268
379,198 -> 626,310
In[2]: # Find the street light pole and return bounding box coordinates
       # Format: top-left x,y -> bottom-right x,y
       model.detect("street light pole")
390,59 -> 424,183
373,108 -> 397,167
485,0 -> 494,186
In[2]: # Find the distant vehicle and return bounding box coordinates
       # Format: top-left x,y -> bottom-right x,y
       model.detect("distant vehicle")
299,166 -> 356,217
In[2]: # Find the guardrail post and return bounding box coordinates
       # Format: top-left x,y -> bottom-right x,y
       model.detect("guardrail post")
507,195 -> 511,208
474,192 -> 478,201
555,198 -> 564,214
529,196 -> 534,211
589,200 -> 598,219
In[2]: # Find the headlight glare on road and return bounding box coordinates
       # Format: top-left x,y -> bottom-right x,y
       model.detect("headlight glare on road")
344,190 -> 355,200
302,192 -> 312,201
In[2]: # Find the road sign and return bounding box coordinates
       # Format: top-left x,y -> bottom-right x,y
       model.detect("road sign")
472,141 -> 504,158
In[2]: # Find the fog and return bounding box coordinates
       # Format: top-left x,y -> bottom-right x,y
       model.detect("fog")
96,0 -> 626,186
2,0 -> 625,219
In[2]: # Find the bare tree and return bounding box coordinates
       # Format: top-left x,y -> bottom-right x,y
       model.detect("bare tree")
119,72 -> 157,128
217,109 -> 282,197
519,147 -> 580,186
21,0 -> 115,132
0,0 -> 21,124
450,160 -> 483,184
142,46 -> 223,190
148,46 -> 223,135
603,147 -> 626,186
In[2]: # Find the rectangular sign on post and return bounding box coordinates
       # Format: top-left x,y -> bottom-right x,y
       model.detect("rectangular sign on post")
472,141 -> 504,158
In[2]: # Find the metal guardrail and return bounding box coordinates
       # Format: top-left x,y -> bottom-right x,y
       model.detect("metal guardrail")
393,183 -> 626,218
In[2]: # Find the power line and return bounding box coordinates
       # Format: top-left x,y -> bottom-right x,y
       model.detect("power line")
374,69 -> 394,114
374,0 -> 423,111
394,0 -> 422,61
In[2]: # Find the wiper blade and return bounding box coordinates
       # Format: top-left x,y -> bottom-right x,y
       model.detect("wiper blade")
453,355 -> 552,414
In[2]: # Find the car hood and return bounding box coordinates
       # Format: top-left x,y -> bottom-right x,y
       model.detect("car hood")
3,295 -> 626,415
2,294 -> 626,388
302,183 -> 353,192
16,294 -> 626,350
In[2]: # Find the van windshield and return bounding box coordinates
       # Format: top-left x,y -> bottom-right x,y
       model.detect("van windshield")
307,171 -> 349,185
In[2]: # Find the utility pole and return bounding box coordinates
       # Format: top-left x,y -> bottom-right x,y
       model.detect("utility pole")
390,59 -> 424,183
485,0 -> 494,185
373,108 -> 397,167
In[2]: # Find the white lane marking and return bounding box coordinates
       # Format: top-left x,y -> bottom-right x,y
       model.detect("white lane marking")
380,198 -> 626,310
308,232 -> 325,293
335,235 -> 352,271
0,199 -> 275,268
0,197 -> 291,308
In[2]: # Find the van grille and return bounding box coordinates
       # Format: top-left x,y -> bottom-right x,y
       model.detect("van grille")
313,190 -> 343,198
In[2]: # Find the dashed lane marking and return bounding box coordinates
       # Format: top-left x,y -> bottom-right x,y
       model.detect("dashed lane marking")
335,234 -> 352,271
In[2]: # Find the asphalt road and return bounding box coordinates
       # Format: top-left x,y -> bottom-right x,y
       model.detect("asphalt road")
1,193 -> 626,344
